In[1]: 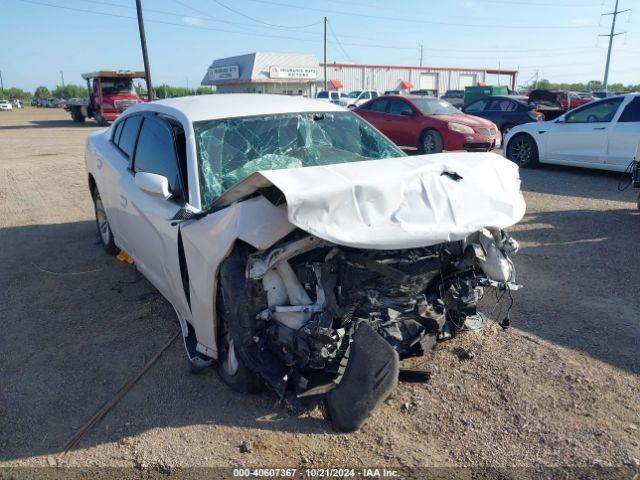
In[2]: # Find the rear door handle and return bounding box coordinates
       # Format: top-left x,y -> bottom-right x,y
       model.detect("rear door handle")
120,195 -> 128,208
593,127 -> 606,130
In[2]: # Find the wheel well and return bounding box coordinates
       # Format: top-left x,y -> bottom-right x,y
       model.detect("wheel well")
506,132 -> 538,156
88,174 -> 97,199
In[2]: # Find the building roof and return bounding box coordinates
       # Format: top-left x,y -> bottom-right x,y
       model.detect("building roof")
124,94 -> 344,123
201,52 -> 319,86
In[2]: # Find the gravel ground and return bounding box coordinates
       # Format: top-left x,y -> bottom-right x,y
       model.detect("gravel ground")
0,108 -> 639,476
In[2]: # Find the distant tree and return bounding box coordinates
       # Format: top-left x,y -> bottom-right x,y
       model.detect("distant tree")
534,79 -> 552,90
34,86 -> 51,99
586,80 -> 603,91
195,86 -> 213,95
52,84 -> 88,99
1,87 -> 31,100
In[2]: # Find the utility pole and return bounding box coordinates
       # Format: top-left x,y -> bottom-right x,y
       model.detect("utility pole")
60,71 -> 65,87
323,16 -> 327,91
135,0 -> 154,101
600,0 -> 629,91
0,70 -> 4,97
419,44 -> 423,67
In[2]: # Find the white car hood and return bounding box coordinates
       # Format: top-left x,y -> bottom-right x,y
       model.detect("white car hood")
215,152 -> 526,250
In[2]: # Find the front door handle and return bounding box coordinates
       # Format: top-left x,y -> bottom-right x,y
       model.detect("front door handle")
120,194 -> 128,208
593,127 -> 606,130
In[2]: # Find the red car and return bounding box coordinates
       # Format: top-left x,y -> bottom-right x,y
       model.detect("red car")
554,91 -> 594,110
353,95 -> 501,154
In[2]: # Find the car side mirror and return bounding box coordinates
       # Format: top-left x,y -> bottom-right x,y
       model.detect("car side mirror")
556,116 -> 566,123
135,172 -> 171,200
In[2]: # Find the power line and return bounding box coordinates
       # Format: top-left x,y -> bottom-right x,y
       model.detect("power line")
209,0 -> 321,29
243,0 -> 600,29
327,19 -> 354,63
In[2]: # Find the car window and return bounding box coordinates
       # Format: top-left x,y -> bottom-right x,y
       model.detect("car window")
194,111 -> 405,208
387,99 -> 413,116
133,117 -> 184,200
362,98 -> 390,113
317,92 -> 328,99
330,92 -> 339,100
485,99 -> 517,112
117,115 -> 143,158
565,97 -> 624,123
464,99 -> 487,113
362,92 -> 371,99
371,92 -> 379,99
112,121 -> 124,144
618,97 -> 640,123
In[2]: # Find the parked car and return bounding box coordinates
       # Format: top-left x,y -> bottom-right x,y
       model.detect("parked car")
0,100 -> 13,111
85,94 -> 524,430
463,95 -> 544,136
315,90 -> 346,104
504,93 -> 640,171
355,95 -> 501,153
410,89 -> 437,97
384,90 -> 400,95
441,90 -> 464,109
340,90 -> 380,108
554,91 -> 593,110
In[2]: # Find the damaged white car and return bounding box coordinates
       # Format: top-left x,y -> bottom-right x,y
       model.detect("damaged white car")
85,94 -> 525,430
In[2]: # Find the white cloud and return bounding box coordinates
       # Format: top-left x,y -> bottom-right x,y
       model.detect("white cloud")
183,16 -> 204,26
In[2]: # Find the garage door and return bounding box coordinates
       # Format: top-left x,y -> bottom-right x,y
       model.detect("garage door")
459,74 -> 476,89
419,73 -> 438,90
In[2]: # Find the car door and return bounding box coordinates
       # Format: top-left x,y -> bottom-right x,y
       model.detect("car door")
543,97 -> 624,165
116,114 -> 192,313
483,98 -> 521,130
101,114 -> 143,253
357,98 -> 390,133
606,96 -> 640,169
384,99 -> 419,146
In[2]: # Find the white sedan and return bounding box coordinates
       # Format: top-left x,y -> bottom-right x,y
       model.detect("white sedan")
85,94 -> 524,430
0,100 -> 13,111
504,93 -> 640,171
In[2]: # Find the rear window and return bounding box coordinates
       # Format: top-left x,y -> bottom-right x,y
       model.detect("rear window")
117,115 -> 142,158
619,97 -> 640,123
362,99 -> 389,113
317,92 -> 328,99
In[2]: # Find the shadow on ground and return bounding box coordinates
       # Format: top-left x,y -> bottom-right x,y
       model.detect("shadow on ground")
0,119 -> 97,130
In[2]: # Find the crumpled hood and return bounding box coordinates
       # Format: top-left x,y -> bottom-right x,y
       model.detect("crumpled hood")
215,152 -> 526,250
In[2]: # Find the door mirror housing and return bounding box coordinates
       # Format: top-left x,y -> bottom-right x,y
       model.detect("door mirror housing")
135,172 -> 171,200
556,116 -> 566,123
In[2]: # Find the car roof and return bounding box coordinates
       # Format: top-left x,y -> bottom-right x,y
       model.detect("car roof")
125,94 -> 345,123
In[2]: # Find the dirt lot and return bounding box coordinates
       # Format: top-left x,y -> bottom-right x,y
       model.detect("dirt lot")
1,107 -> 639,475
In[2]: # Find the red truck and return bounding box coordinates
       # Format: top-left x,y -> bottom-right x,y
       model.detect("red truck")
66,70 -> 146,125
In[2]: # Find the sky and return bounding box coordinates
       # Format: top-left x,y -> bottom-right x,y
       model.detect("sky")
0,0 -> 638,92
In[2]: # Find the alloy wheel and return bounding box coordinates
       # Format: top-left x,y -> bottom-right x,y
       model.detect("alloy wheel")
94,193 -> 110,245
510,139 -> 533,165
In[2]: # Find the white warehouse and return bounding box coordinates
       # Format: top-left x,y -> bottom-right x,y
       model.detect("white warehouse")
320,62 -> 518,97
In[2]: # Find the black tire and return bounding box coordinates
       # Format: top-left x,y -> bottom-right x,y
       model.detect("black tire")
72,110 -> 86,123
216,263 -> 264,393
419,129 -> 443,154
92,189 -> 119,255
500,124 -> 515,137
506,133 -> 539,168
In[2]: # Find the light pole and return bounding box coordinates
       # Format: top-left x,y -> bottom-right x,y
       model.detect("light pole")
136,0 -> 154,101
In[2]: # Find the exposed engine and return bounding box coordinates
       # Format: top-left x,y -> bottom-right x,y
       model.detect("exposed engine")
222,228 -> 520,430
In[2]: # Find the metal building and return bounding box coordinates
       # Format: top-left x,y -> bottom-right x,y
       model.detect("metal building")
320,63 -> 518,97
201,52 -> 319,96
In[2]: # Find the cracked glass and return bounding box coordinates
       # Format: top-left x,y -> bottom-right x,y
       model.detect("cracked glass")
194,111 -> 405,209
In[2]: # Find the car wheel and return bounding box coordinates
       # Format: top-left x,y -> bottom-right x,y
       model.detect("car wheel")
72,110 -> 86,123
501,124 -> 515,136
216,276 -> 265,394
506,134 -> 539,168
93,189 -> 119,255
419,129 -> 443,154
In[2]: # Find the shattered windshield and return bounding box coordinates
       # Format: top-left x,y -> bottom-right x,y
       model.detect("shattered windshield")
412,98 -> 460,115
194,111 -> 405,208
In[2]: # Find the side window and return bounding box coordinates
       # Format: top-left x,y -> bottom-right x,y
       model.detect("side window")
388,99 -> 413,116
118,115 -> 143,158
363,99 -> 389,113
486,99 -> 516,112
618,98 -> 640,123
464,99 -> 487,113
371,92 -> 379,99
317,91 -> 328,99
565,98 -> 623,123
112,121 -> 124,144
133,117 -> 184,200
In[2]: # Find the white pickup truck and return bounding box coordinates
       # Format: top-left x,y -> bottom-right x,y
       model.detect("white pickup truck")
85,94 -> 525,430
